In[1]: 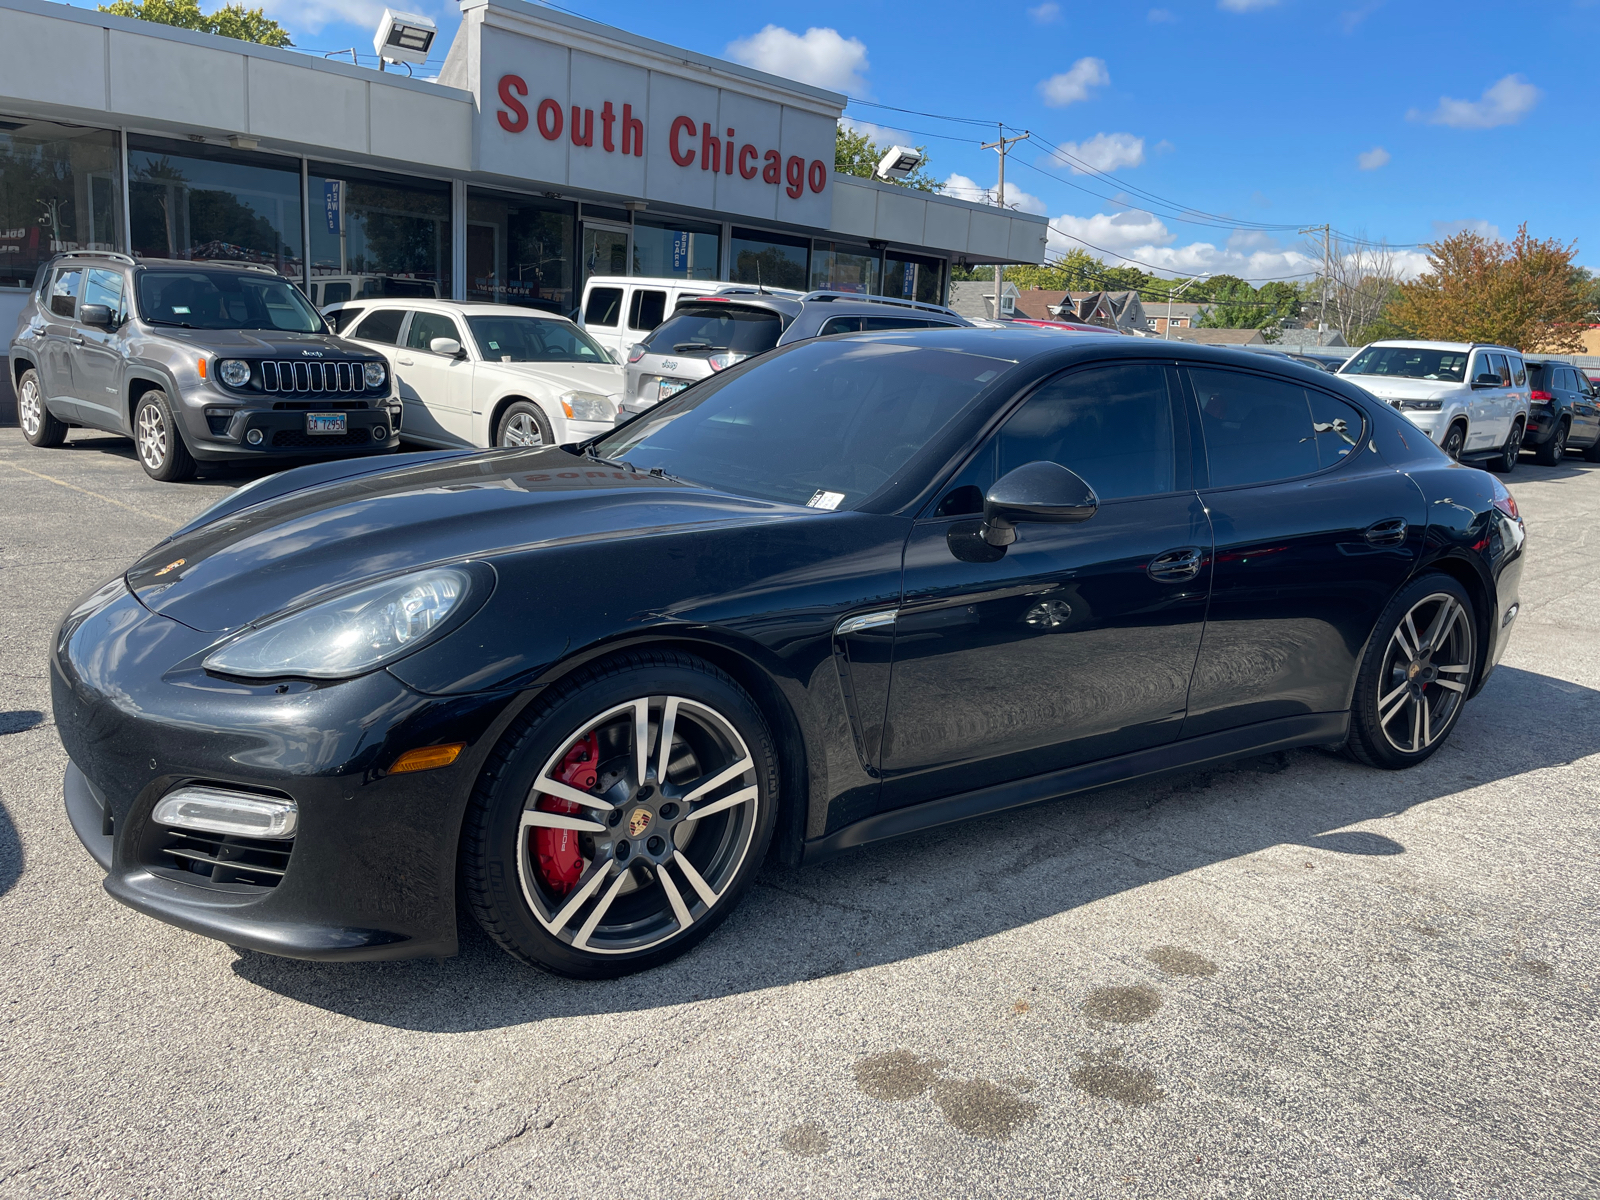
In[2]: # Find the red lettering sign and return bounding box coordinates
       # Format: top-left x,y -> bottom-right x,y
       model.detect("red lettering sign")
496,75 -> 528,133
785,155 -> 804,199
536,98 -> 562,141
670,115 -> 696,166
808,160 -> 827,194
738,144 -> 758,180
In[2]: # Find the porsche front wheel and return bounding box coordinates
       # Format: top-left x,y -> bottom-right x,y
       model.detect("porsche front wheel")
461,651 -> 779,977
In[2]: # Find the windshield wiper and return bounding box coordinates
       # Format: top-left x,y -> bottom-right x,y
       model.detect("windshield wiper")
580,444 -> 634,471
145,319 -> 198,329
673,341 -> 713,352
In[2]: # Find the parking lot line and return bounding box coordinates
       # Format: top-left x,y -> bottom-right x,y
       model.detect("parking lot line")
0,460 -> 176,526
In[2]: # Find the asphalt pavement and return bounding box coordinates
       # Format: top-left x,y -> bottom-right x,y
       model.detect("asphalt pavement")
1,427 -> 1596,1199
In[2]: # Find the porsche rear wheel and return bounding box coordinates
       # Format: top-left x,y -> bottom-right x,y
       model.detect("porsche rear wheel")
461,651 -> 779,977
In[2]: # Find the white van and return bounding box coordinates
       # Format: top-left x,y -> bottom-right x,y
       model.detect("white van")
578,276 -> 726,360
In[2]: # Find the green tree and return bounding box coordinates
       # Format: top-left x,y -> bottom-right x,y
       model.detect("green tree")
834,125 -> 942,192
98,0 -> 292,46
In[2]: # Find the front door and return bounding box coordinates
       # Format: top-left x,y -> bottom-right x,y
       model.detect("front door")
1181,365 -> 1428,737
396,310 -> 474,444
878,362 -> 1213,812
74,267 -> 128,430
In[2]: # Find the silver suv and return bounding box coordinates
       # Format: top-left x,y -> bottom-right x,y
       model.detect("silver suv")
619,289 -> 970,419
9,252 -> 402,481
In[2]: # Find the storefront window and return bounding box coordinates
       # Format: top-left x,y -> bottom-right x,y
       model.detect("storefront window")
882,252 -> 946,306
129,136 -> 302,276
730,228 -> 808,291
0,118 -> 123,291
632,220 -> 720,281
308,162 -> 450,307
466,188 -> 575,314
811,241 -> 878,295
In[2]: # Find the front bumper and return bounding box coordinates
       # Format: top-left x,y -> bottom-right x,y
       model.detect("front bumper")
181,388 -> 404,462
52,582 -> 526,961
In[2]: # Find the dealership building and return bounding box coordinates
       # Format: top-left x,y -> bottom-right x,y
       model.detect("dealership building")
0,0 -> 1048,416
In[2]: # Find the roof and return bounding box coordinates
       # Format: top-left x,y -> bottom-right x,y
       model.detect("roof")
328,299 -> 578,320
1165,327 -> 1268,346
1363,340 -> 1517,353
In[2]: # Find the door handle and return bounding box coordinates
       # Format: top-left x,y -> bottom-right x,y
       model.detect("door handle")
1147,546 -> 1204,582
397,355 -> 415,365
1364,517 -> 1408,547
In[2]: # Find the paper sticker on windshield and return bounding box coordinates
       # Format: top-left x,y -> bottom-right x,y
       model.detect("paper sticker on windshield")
171,306 -> 190,314
488,341 -> 500,350
807,490 -> 844,511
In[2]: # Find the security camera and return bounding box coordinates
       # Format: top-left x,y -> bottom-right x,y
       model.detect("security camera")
373,8 -> 436,66
874,145 -> 924,182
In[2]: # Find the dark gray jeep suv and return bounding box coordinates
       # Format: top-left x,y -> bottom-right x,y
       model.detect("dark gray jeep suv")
9,253 -> 403,481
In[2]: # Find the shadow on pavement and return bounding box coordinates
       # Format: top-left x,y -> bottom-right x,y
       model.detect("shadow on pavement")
230,664 -> 1600,1029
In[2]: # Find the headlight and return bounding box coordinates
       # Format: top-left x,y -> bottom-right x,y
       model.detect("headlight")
561,391 -> 617,422
204,566 -> 474,679
219,359 -> 251,387
364,361 -> 387,389
1399,399 -> 1443,411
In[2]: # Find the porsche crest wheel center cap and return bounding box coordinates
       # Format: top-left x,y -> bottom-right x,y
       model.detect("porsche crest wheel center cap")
628,807 -> 653,837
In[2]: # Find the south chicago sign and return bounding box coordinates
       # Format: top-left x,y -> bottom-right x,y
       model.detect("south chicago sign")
471,13 -> 839,227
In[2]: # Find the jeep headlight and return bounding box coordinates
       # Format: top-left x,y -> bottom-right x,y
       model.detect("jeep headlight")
561,391 -> 617,422
364,360 -> 387,389
218,359 -> 251,387
204,566 -> 477,679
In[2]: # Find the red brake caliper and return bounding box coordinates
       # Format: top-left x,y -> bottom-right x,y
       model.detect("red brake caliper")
534,732 -> 598,896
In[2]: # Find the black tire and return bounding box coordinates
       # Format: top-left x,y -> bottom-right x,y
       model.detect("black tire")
1441,422 -> 1466,461
1534,420 -> 1568,467
1487,420 -> 1523,473
461,650 -> 780,978
495,401 -> 553,449
16,368 -> 67,448
1347,574 -> 1476,770
132,390 -> 196,482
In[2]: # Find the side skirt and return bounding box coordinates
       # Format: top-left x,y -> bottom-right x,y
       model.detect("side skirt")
800,711 -> 1350,863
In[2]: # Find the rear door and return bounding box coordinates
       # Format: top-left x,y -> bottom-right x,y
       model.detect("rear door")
1181,366 -> 1427,736
41,266 -> 84,418
625,287 -> 667,356
879,361 -> 1212,811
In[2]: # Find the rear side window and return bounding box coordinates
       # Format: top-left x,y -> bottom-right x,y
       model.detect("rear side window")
647,302 -> 782,356
1308,391 -> 1366,465
585,287 -> 623,327
1510,357 -> 1526,387
820,316 -> 863,335
326,306 -> 365,334
351,308 -> 406,344
49,268 -> 82,318
1191,368 -> 1323,488
628,290 -> 666,331
862,316 -> 934,331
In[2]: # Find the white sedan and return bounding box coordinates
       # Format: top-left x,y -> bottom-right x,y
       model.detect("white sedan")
325,299 -> 624,449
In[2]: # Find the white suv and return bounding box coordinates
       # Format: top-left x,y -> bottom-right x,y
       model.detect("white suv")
1338,340 -> 1530,472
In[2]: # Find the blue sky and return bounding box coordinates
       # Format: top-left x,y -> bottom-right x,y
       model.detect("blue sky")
254,0 -> 1596,280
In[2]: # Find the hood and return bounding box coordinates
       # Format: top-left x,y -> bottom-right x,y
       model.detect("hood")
147,327 -> 379,359
480,360 -> 624,394
1340,374 -> 1466,402
126,447 -> 803,633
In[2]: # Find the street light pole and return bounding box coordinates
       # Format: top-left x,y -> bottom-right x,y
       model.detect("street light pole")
1164,272 -> 1209,341
980,124 -> 1030,320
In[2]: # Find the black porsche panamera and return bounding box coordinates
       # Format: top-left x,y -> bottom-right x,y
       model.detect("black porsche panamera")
52,328 -> 1525,977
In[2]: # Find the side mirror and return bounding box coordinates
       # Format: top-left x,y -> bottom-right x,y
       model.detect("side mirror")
80,304 -> 114,328
429,337 -> 464,358
980,461 -> 1099,547
1471,373 -> 1501,388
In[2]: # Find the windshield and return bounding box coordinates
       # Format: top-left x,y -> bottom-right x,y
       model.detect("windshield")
1341,346 -> 1467,383
595,338 -> 1015,508
136,269 -> 324,332
646,303 -> 783,356
466,315 -> 613,364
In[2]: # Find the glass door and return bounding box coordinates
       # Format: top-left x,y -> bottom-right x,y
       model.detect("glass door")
581,221 -> 631,285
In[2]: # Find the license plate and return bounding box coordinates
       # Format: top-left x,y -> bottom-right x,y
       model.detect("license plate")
306,413 -> 347,434
658,379 -> 689,401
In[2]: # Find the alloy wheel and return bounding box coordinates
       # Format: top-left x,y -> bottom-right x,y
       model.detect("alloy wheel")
137,403 -> 168,470
1376,592 -> 1474,754
501,413 -> 544,448
516,695 -> 761,955
1442,425 -> 1465,460
1549,426 -> 1566,464
18,376 -> 42,437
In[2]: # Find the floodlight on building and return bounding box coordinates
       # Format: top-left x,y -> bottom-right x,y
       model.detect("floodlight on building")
373,9 -> 436,68
874,145 -> 924,183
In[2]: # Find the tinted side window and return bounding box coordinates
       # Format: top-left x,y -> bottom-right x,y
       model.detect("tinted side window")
326,306 -> 365,334
1489,353 -> 1511,386
1470,353 -> 1498,384
820,316 -> 863,335
585,287 -> 623,327
83,268 -> 125,317
1510,357 -> 1526,387
406,311 -> 462,351
1191,368 -> 1320,487
861,316 -> 934,331
628,290 -> 666,331
50,268 -> 82,318
996,363 -> 1178,501
352,308 -> 406,344
1308,390 -> 1367,467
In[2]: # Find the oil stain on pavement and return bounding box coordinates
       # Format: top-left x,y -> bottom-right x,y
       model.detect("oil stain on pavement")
1069,1048 -> 1166,1107
1145,946 -> 1218,977
779,1122 -> 831,1156
1082,984 -> 1163,1023
852,1051 -> 1040,1142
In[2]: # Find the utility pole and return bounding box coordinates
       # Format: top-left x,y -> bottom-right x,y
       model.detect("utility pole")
1164,272 -> 1209,341
1299,223 -> 1331,339
981,124 -> 1030,320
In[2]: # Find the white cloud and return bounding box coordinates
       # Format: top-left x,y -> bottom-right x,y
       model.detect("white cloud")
1047,132 -> 1146,175
1219,0 -> 1279,11
943,174 -> 1048,215
1037,57 -> 1110,107
258,0 -> 389,35
1147,7 -> 1177,20
1357,146 -> 1390,170
725,25 -> 870,96
1431,218 -> 1502,241
1028,2 -> 1062,21
1408,74 -> 1540,129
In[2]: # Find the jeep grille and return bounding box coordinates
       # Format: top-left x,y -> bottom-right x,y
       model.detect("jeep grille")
260,360 -> 369,394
